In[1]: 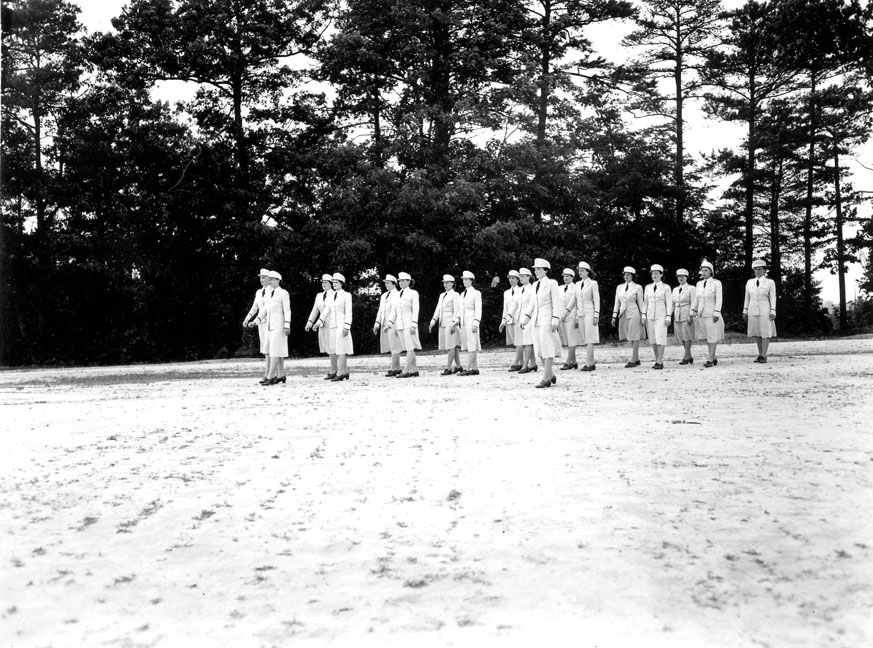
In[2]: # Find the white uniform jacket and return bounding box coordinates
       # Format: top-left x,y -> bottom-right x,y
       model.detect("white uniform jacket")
612,282 -> 645,319
319,289 -> 353,331
374,290 -> 392,328
391,287 -> 419,330
743,277 -> 777,317
575,279 -> 600,321
691,278 -> 723,318
245,287 -> 270,325
671,284 -> 696,322
431,290 -> 461,327
257,287 -> 291,330
307,289 -> 333,327
560,283 -> 578,321
453,287 -> 482,327
522,278 -> 563,327
643,282 -> 673,320
502,286 -> 523,325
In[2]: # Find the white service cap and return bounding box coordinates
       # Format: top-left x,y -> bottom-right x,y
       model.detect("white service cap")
384,274 -> 397,283
442,274 -> 455,282
650,264 -> 664,272
268,270 -> 282,280
518,267 -> 532,276
622,266 -> 636,275
562,268 -> 575,277
507,270 -> 520,279
700,261 -> 714,272
676,268 -> 689,277
259,268 -> 270,277
398,272 -> 412,281
462,270 -> 475,280
332,272 -> 346,283
577,261 -> 592,272
321,273 -> 334,281
533,258 -> 550,269
752,259 -> 767,269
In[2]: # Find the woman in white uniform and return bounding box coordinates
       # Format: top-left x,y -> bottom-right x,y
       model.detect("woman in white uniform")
691,261 -> 724,368
575,262 -> 600,372
671,269 -> 696,365
318,272 -> 354,381
743,259 -> 777,363
306,273 -> 336,379
499,270 -> 524,371
392,272 -> 422,377
454,270 -> 482,375
243,268 -> 271,382
373,274 -> 402,376
642,264 -> 672,370
520,258 -> 562,388
429,274 -> 463,375
611,266 -> 646,368
516,268 -> 537,374
256,270 -> 291,385
558,268 -> 582,370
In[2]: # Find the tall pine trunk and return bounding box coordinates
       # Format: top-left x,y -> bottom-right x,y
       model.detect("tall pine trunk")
802,70 -> 817,322
833,150 -> 847,333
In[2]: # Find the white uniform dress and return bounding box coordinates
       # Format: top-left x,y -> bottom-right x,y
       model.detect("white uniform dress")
246,287 -> 271,354
454,287 -> 482,352
374,290 -> 392,353
558,283 -> 584,347
518,283 -> 535,345
644,282 -> 673,346
575,278 -> 601,344
612,282 -> 647,341
692,278 -> 725,343
671,284 -> 697,342
744,277 -> 777,338
501,286 -> 523,346
431,289 -> 462,350
258,287 -> 291,358
523,278 -> 563,360
320,288 -> 354,355
393,287 -> 422,352
307,289 -> 333,353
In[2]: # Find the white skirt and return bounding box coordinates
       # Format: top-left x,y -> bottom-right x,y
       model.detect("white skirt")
258,323 -> 269,354
674,320 -> 694,343
265,327 -> 288,358
438,326 -> 461,350
328,327 -> 354,355
378,329 -> 391,353
579,314 -> 600,344
648,318 -> 667,346
559,320 -> 584,347
747,316 -> 776,338
318,326 -> 331,354
399,327 -> 422,352
618,314 -> 646,341
532,325 -> 563,360
459,323 -> 482,352
505,323 -> 519,347
697,316 -> 725,343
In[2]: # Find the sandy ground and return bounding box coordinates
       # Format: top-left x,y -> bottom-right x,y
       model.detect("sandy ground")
1,337 -> 872,648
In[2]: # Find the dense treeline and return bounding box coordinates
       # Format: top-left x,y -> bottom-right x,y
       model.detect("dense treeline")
2,0 -> 872,365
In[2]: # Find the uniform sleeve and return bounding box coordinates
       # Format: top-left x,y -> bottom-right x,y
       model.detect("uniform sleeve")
245,293 -> 260,323
642,286 -> 650,318
769,280 -> 777,314
375,294 -> 386,325
474,290 -> 482,323
282,291 -> 291,327
430,294 -> 442,325
714,281 -> 723,315
412,290 -> 420,324
612,287 -> 621,318
592,281 -> 600,316
743,281 -> 751,314
308,296 -> 322,325
501,291 -> 510,323
550,281 -> 562,321
665,284 -> 673,318
574,282 -> 584,320
344,292 -> 353,329
690,283 -> 700,316
564,285 -> 577,318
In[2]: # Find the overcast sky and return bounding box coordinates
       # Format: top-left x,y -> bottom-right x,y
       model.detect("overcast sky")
73,1 -> 870,302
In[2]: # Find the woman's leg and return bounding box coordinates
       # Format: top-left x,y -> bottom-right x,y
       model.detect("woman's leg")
565,345 -> 577,365
469,350 -> 479,370
761,337 -> 770,358
707,343 -> 717,362
277,357 -> 285,378
405,349 -> 417,372
330,353 -> 338,375
543,357 -> 554,381
631,341 -> 640,363
338,354 -> 348,376
263,355 -> 270,378
267,356 -> 280,378
586,343 -> 595,367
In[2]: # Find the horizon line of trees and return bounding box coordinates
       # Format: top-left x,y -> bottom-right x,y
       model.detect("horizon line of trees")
2,0 -> 872,365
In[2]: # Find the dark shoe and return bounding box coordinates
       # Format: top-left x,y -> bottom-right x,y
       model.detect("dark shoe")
551,375 -> 557,384
652,363 -> 663,370
262,377 -> 277,386
624,362 -> 637,368
704,361 -> 714,368
508,364 -> 522,372
759,357 -> 767,363
754,356 -> 763,363
679,358 -> 692,365
258,378 -> 270,385
331,373 -> 350,381
518,366 -> 532,374
580,365 -> 593,372
560,363 -> 578,370
397,371 -> 419,378
713,359 -> 718,366
535,379 -> 552,388
384,369 -> 400,377
441,369 -> 454,376
324,373 -> 337,380
460,369 -> 480,376
452,366 -> 463,374
275,376 -> 286,383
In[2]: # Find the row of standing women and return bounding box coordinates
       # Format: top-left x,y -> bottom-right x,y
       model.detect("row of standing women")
244,259 -> 777,387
